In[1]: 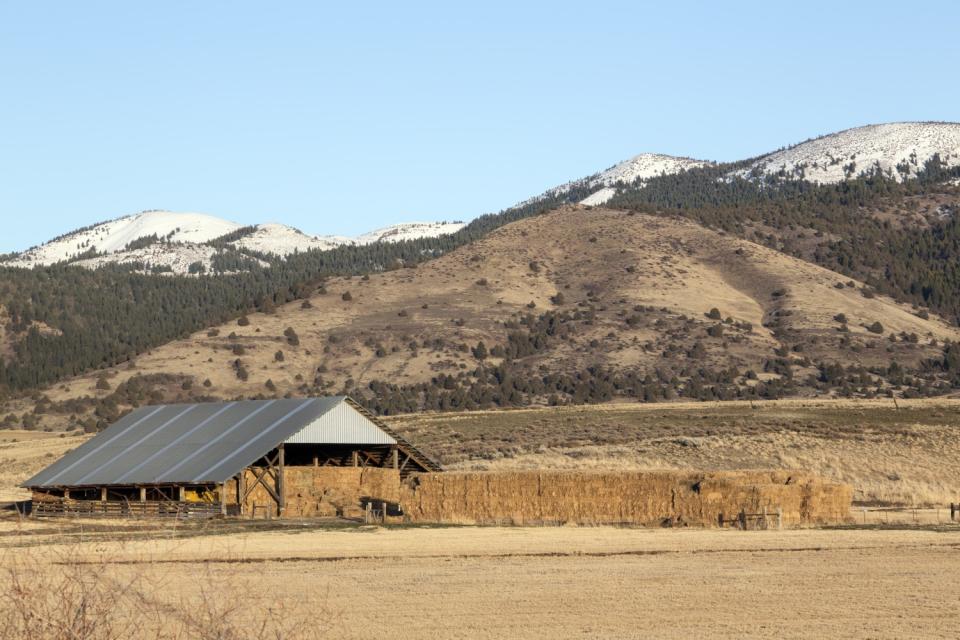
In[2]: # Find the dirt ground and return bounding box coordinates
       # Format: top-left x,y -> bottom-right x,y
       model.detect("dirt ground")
0,517 -> 958,639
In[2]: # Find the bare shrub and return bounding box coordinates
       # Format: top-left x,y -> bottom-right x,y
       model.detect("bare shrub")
0,544 -> 327,640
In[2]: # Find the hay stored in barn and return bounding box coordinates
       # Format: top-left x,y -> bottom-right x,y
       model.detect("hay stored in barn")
225,467 -> 400,518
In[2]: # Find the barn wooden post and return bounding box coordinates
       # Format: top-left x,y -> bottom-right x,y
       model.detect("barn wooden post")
178,485 -> 185,502
219,483 -> 227,516
237,471 -> 246,516
277,444 -> 286,517
100,487 -> 108,501
352,450 -> 358,467
391,446 -> 399,469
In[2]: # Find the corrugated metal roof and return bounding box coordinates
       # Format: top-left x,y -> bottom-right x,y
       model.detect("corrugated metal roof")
23,396 -> 415,488
286,401 -> 396,445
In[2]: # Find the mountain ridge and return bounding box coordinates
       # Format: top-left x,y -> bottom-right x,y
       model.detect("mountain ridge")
6,204 -> 958,429
5,121 -> 960,275
3,211 -> 466,273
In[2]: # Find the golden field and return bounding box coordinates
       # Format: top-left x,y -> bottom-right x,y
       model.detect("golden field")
3,398 -> 960,638
0,518 -> 958,639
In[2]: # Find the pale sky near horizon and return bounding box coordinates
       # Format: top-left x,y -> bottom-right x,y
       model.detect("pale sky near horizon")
1,1 -> 958,252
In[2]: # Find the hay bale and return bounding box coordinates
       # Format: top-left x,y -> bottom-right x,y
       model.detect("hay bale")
225,467 -> 400,517
400,470 -> 851,527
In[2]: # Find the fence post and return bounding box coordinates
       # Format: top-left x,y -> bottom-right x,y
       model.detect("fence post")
738,510 -> 746,530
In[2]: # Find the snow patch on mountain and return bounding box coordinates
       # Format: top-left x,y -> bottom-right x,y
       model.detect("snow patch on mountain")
579,187 -> 618,206
74,244 -> 212,273
353,221 -> 466,245
231,223 -> 350,256
734,122 -> 960,184
531,153 -> 711,207
591,153 -> 711,189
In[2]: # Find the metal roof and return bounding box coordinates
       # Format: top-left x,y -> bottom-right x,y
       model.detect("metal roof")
23,396 -> 429,488
285,400 -> 396,445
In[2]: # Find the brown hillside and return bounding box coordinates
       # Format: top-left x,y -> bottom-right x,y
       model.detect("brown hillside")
5,206 -> 957,428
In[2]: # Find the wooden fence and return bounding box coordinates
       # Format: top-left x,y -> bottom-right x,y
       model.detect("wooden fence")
32,499 -> 222,519
718,506 -> 783,530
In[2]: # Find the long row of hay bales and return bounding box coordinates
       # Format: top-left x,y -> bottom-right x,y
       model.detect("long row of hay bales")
399,470 -> 852,526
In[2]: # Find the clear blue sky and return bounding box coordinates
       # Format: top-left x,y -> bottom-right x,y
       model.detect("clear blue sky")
2,1 -> 959,253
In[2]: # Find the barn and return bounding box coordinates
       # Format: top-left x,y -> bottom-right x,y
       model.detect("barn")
24,396 -> 440,518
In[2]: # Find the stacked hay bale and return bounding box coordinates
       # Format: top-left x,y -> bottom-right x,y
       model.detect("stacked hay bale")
400,470 -> 851,527
228,467 -> 400,518
283,467 -> 400,517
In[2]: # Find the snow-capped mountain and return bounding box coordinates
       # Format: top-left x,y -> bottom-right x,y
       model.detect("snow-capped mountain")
531,153 -> 712,207
7,122 -> 960,276
3,211 -> 466,274
9,211 -> 241,267
734,122 -> 960,184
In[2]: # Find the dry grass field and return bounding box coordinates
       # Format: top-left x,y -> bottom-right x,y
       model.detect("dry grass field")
2,398 -> 960,638
0,517 -> 958,639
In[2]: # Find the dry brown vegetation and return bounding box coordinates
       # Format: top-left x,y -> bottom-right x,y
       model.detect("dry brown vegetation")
4,206 -> 956,429
0,519 -> 958,639
0,542 -> 323,639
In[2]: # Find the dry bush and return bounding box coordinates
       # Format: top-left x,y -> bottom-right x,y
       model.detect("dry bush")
0,544 -> 329,640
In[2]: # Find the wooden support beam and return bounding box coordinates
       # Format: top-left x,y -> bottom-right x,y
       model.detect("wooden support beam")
352,450 -> 359,467
178,486 -> 185,502
241,463 -> 280,505
277,444 -> 285,517
391,447 -> 399,469
313,455 -> 319,467
399,453 -> 412,472
238,471 -> 246,516
219,483 -> 227,516
357,451 -> 377,469
139,487 -> 146,502
100,487 -> 108,501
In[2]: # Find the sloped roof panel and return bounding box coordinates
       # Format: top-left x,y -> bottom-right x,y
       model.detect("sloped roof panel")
24,397 -> 349,487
